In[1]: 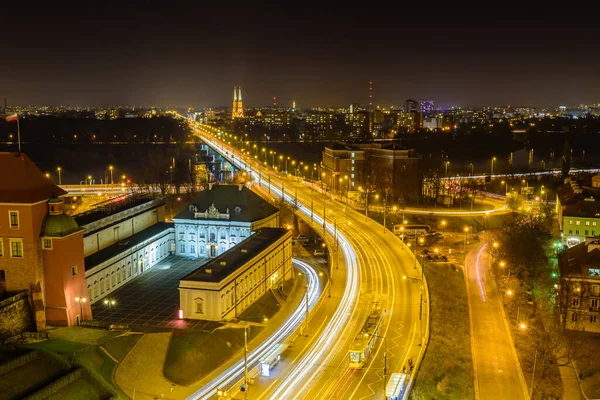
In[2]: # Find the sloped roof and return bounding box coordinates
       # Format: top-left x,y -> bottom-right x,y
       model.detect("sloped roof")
173,185 -> 278,223
0,152 -> 67,203
559,241 -> 600,277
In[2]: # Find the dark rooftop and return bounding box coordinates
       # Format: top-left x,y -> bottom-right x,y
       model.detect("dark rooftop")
559,238 -> 600,277
85,222 -> 174,271
326,142 -> 362,151
74,194 -> 162,227
181,228 -> 290,283
173,185 -> 278,223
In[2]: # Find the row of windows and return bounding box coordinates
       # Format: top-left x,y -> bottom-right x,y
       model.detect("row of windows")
571,313 -> 598,323
87,238 -> 171,301
569,220 -> 598,226
568,230 -> 596,236
220,246 -> 290,316
0,238 -> 23,258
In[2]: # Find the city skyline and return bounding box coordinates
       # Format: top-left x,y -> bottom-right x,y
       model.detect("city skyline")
0,3 -> 598,108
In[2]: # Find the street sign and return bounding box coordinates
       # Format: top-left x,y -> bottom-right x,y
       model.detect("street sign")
521,187 -> 534,195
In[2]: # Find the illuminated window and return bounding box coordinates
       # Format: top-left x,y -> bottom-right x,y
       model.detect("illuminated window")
43,238 -> 52,249
587,221 -> 591,226
569,220 -> 573,225
576,221 -> 581,226
9,211 -> 19,229
589,268 -> 600,277
9,239 -> 23,258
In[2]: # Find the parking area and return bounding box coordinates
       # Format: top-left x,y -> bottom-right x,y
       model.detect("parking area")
91,255 -> 221,331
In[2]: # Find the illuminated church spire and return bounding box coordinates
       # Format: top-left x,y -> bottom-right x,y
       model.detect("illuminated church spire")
232,86 -> 244,119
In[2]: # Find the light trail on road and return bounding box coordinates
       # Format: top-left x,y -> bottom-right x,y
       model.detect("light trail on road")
475,244 -> 488,302
187,259 -> 320,400
198,133 -> 363,399
187,120 -> 425,400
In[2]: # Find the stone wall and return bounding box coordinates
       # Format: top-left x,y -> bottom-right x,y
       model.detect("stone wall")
0,291 -> 35,340
0,351 -> 38,376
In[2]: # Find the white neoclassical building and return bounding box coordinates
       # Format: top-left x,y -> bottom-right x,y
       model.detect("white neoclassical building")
172,184 -> 279,258
179,227 -> 293,321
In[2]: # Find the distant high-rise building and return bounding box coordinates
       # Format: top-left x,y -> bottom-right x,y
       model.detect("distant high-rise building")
231,87 -> 244,119
368,81 -> 373,109
419,100 -> 434,113
404,99 -> 418,113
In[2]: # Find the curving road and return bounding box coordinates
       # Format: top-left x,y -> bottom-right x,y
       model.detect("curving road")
189,120 -> 430,400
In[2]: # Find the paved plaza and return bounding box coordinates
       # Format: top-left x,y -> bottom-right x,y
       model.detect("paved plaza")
91,255 -> 221,331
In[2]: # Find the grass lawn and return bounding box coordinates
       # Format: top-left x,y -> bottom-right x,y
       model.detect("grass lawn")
102,334 -> 143,361
164,326 -> 263,385
0,352 -> 70,400
17,339 -> 88,364
410,262 -> 475,400
45,378 -> 105,400
74,346 -> 126,400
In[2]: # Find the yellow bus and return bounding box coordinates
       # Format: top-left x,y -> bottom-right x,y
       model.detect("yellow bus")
349,308 -> 384,368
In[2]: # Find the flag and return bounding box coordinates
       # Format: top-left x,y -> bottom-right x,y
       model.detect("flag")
5,113 -> 18,122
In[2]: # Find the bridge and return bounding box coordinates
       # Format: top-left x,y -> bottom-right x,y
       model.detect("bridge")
180,119 -> 429,400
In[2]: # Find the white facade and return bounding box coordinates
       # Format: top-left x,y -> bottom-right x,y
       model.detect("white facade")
82,199 -> 165,257
174,205 -> 279,258
179,230 -> 293,321
85,226 -> 174,304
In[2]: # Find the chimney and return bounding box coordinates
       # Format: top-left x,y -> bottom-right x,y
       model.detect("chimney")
239,183 -> 243,191
208,182 -> 213,191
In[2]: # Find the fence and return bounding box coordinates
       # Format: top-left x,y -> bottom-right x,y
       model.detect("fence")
1,331 -> 48,345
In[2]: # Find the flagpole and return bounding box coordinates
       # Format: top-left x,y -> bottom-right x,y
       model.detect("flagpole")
16,115 -> 21,154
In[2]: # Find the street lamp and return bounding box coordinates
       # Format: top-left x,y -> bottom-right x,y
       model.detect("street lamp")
74,296 -> 87,325
57,167 -> 62,185
318,270 -> 332,298
491,157 -> 497,175
463,226 -> 470,253
441,220 -> 447,235
109,165 -> 114,184
519,324 -> 542,399
444,160 -> 450,176
469,162 -> 474,176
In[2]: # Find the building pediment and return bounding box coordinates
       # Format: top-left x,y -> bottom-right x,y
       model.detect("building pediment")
194,203 -> 230,220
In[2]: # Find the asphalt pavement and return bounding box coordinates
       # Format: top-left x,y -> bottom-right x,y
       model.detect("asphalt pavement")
465,245 -> 529,400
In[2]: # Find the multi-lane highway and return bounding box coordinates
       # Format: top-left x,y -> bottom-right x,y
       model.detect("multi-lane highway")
187,120 -> 430,399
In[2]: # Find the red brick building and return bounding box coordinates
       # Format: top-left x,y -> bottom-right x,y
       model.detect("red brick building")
0,152 -> 89,329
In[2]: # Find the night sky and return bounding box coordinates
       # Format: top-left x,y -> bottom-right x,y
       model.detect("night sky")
1,2 -> 598,108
